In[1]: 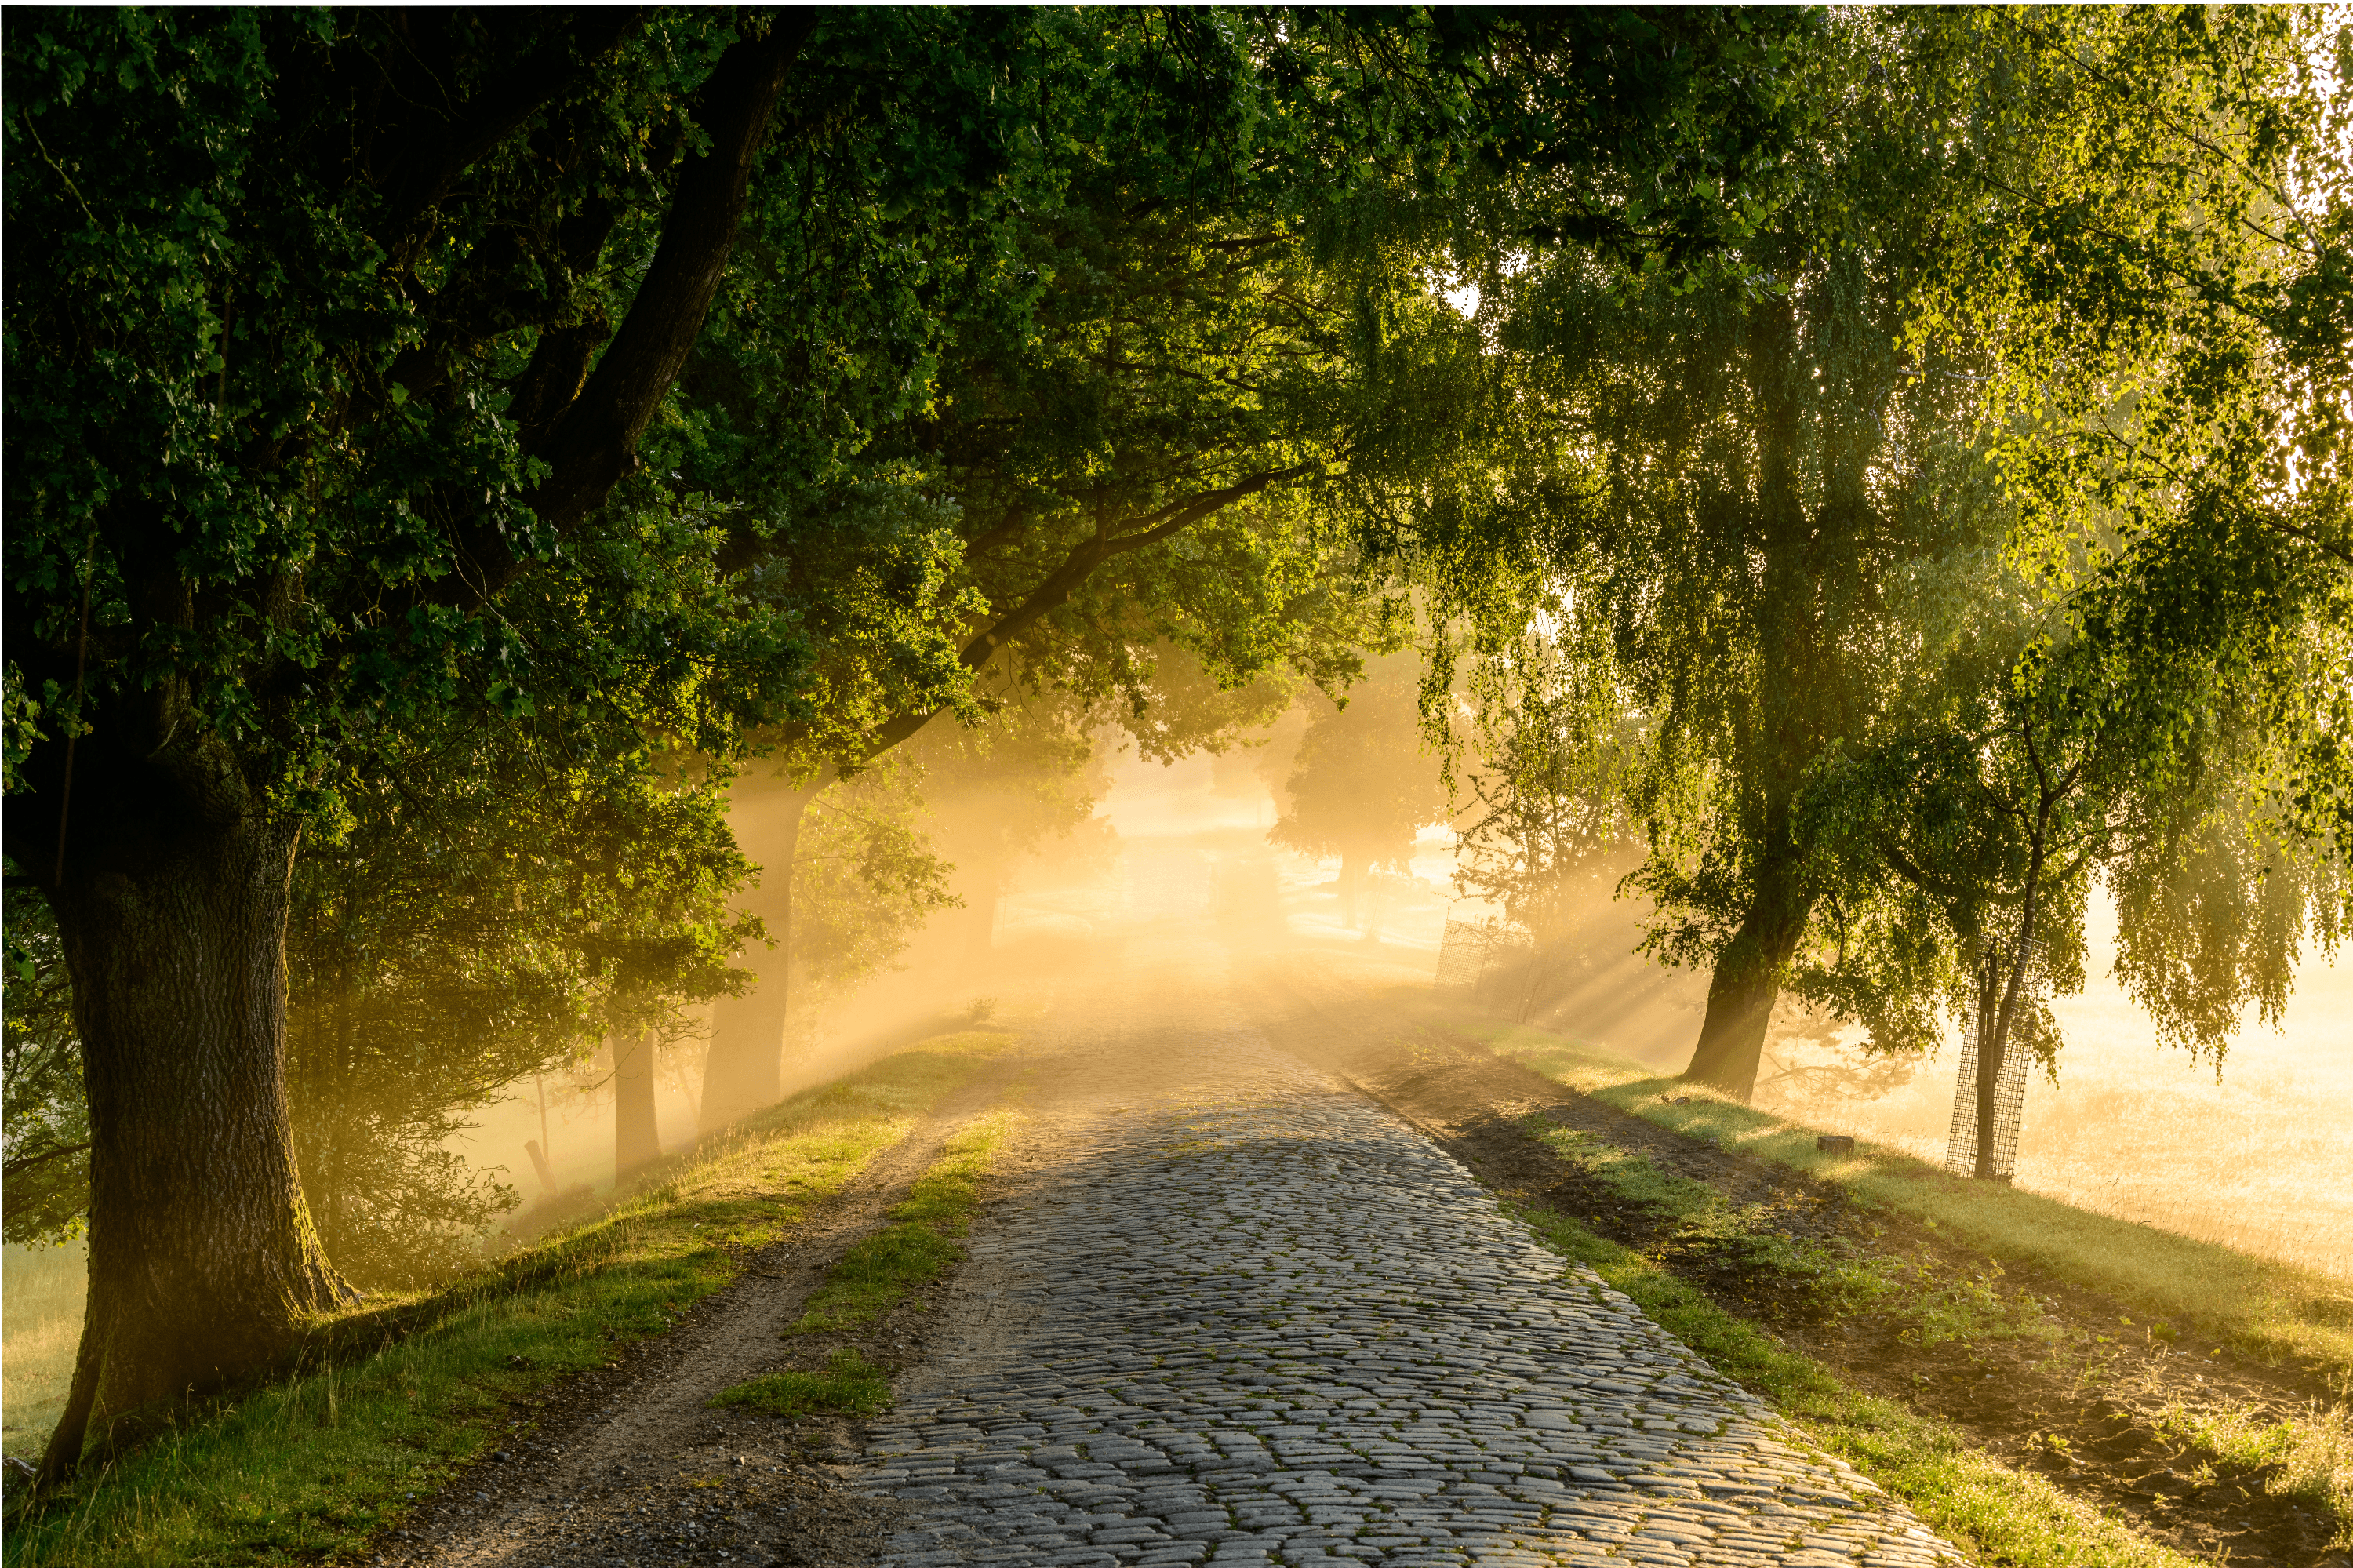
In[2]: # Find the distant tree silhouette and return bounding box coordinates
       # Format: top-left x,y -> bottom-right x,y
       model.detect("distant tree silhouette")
1270,656 -> 1447,926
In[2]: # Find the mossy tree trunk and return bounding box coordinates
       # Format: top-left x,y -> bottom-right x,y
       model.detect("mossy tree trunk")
37,755 -> 353,1483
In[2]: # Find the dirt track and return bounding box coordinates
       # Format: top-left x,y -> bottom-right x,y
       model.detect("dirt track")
390,1071 -> 1009,1568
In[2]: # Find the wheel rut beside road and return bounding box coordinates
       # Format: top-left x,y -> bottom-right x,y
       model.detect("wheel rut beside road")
856,1036 -> 1962,1567
400,1073 -> 1012,1568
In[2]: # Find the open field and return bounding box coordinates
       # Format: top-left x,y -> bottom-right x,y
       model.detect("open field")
1,1246 -> 85,1464
1739,893 -> 2353,1287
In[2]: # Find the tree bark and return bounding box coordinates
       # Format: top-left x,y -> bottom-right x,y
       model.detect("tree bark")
1972,955 -> 2006,1182
1682,289 -> 1820,1105
1681,840 -> 1812,1101
698,780 -> 822,1134
613,1031 -> 661,1177
37,803 -> 353,1483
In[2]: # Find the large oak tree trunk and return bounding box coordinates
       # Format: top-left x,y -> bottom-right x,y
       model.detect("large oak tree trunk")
1681,842 -> 1811,1101
38,806 -> 353,1483
698,781 -> 821,1134
613,1031 -> 661,1176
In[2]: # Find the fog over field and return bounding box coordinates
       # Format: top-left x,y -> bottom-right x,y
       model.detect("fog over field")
454,741 -> 2352,1277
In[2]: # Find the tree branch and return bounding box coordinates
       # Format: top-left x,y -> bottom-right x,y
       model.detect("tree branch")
1,1139 -> 93,1180
522,14 -> 819,537
377,14 -> 643,268
1874,833 -> 1972,904
852,461 -> 1318,759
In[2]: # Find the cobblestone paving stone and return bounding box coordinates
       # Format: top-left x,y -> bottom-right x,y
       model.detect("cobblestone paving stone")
855,1043 -> 1962,1568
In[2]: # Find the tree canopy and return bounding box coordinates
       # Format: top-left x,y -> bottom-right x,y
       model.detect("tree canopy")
3,5 -> 1820,1480
19,2 -> 2348,1495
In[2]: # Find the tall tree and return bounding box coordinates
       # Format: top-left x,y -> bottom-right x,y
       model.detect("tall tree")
1419,7 -> 2353,1103
1777,5 -> 2353,1148
1802,534 -> 2347,1174
4,11 -> 820,1474
1440,17 -> 1978,1098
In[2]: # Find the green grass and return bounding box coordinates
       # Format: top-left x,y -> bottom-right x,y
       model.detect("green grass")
1532,1123 -> 1717,1220
0,1031 -> 1013,1568
788,1110 -> 1010,1334
1510,1199 -> 2206,1568
1476,1017 -> 2353,1373
709,1351 -> 893,1419
707,1109 -> 1012,1421
2151,1395 -> 2353,1548
1527,1119 -> 2054,1352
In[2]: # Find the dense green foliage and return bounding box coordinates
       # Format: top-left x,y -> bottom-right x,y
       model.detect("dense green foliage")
1414,6 -> 2351,1102
1452,623 -> 1644,953
286,744 -> 754,1285
2,890 -> 86,1245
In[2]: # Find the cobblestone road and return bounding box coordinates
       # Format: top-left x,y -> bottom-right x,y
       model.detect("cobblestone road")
856,1031 -> 1959,1568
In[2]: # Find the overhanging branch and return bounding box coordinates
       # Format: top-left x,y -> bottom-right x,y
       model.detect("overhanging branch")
522,14 -> 818,538
850,461 -> 1318,760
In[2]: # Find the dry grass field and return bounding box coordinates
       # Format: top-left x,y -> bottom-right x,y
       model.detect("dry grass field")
2,1243 -> 85,1461
1747,895 -> 2353,1286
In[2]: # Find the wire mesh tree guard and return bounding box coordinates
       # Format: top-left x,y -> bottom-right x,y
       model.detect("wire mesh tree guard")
1435,918 -> 1548,1020
1436,918 -> 1509,987
1943,951 -> 2036,1182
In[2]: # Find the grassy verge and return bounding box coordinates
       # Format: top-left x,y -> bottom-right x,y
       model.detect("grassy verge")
787,1109 -> 1009,1335
1511,1199 -> 2205,1568
1471,1016 -> 2353,1374
710,1352 -> 893,1419
2151,1396 -> 2353,1534
1523,1119 -> 2055,1355
0,1031 -> 1012,1568
713,1109 -> 1012,1418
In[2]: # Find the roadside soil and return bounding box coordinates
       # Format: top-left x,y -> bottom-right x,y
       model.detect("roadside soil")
1246,964 -> 2350,1568
391,1069 -> 1013,1568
